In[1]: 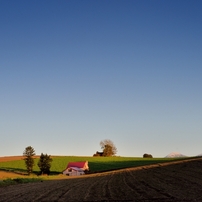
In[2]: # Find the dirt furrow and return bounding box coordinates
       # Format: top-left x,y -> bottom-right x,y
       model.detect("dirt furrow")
160,164 -> 202,187
119,170 -> 150,199
84,176 -> 107,201
61,176 -> 100,201
0,182 -> 45,202
141,166 -> 202,200
123,168 -> 175,200
91,171 -> 136,201
31,180 -> 74,201
57,181 -> 84,201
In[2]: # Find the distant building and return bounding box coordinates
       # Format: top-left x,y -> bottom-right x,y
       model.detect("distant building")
93,151 -> 104,157
62,161 -> 89,176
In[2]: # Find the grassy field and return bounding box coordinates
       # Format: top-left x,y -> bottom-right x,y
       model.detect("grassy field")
0,156 -> 190,187
0,156 -> 185,175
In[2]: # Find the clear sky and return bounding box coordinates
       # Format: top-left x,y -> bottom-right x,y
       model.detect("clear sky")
1,0 -> 202,157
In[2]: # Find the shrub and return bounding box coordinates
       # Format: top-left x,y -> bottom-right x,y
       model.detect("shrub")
143,153 -> 153,158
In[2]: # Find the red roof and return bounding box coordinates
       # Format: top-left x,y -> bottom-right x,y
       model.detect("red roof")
66,161 -> 89,170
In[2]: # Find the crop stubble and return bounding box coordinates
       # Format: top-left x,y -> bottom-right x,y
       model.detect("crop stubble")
0,157 -> 202,201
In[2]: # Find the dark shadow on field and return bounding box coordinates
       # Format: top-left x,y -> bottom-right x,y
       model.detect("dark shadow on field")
0,167 -> 62,176
87,160 -> 158,173
0,167 -> 29,176
86,157 -> 193,174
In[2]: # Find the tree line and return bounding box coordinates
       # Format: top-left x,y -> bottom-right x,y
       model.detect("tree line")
23,140 -> 152,175
23,146 -> 52,175
23,139 -> 118,175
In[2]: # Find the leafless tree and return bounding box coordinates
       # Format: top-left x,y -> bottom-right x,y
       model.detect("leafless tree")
100,139 -> 117,157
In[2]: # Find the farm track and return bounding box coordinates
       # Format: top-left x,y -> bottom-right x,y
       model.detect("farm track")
0,158 -> 202,201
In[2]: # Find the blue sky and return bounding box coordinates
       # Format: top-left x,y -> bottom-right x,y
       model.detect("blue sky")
1,0 -> 202,157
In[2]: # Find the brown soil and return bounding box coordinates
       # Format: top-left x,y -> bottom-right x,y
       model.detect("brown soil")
0,156 -> 24,162
0,156 -> 40,163
0,157 -> 202,202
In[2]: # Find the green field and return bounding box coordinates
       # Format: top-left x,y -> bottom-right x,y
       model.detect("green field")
0,156 -> 185,175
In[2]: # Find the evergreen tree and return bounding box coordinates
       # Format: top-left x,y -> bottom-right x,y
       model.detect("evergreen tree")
23,146 -> 35,175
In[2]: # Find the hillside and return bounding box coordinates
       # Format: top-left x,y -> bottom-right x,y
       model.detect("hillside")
0,157 -> 202,201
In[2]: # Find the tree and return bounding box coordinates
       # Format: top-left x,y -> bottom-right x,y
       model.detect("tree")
37,153 -> 53,175
143,153 -> 153,158
23,146 -> 35,175
100,139 -> 117,157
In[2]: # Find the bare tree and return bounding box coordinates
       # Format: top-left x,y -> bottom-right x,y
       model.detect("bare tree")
100,139 -> 117,157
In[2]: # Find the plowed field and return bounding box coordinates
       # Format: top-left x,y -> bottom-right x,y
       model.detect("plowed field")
0,157 -> 202,202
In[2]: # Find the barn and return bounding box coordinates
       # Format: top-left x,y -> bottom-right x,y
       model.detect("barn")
62,161 -> 89,176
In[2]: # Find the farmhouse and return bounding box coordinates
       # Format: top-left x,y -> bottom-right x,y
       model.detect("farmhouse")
62,161 -> 89,176
93,151 -> 104,156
